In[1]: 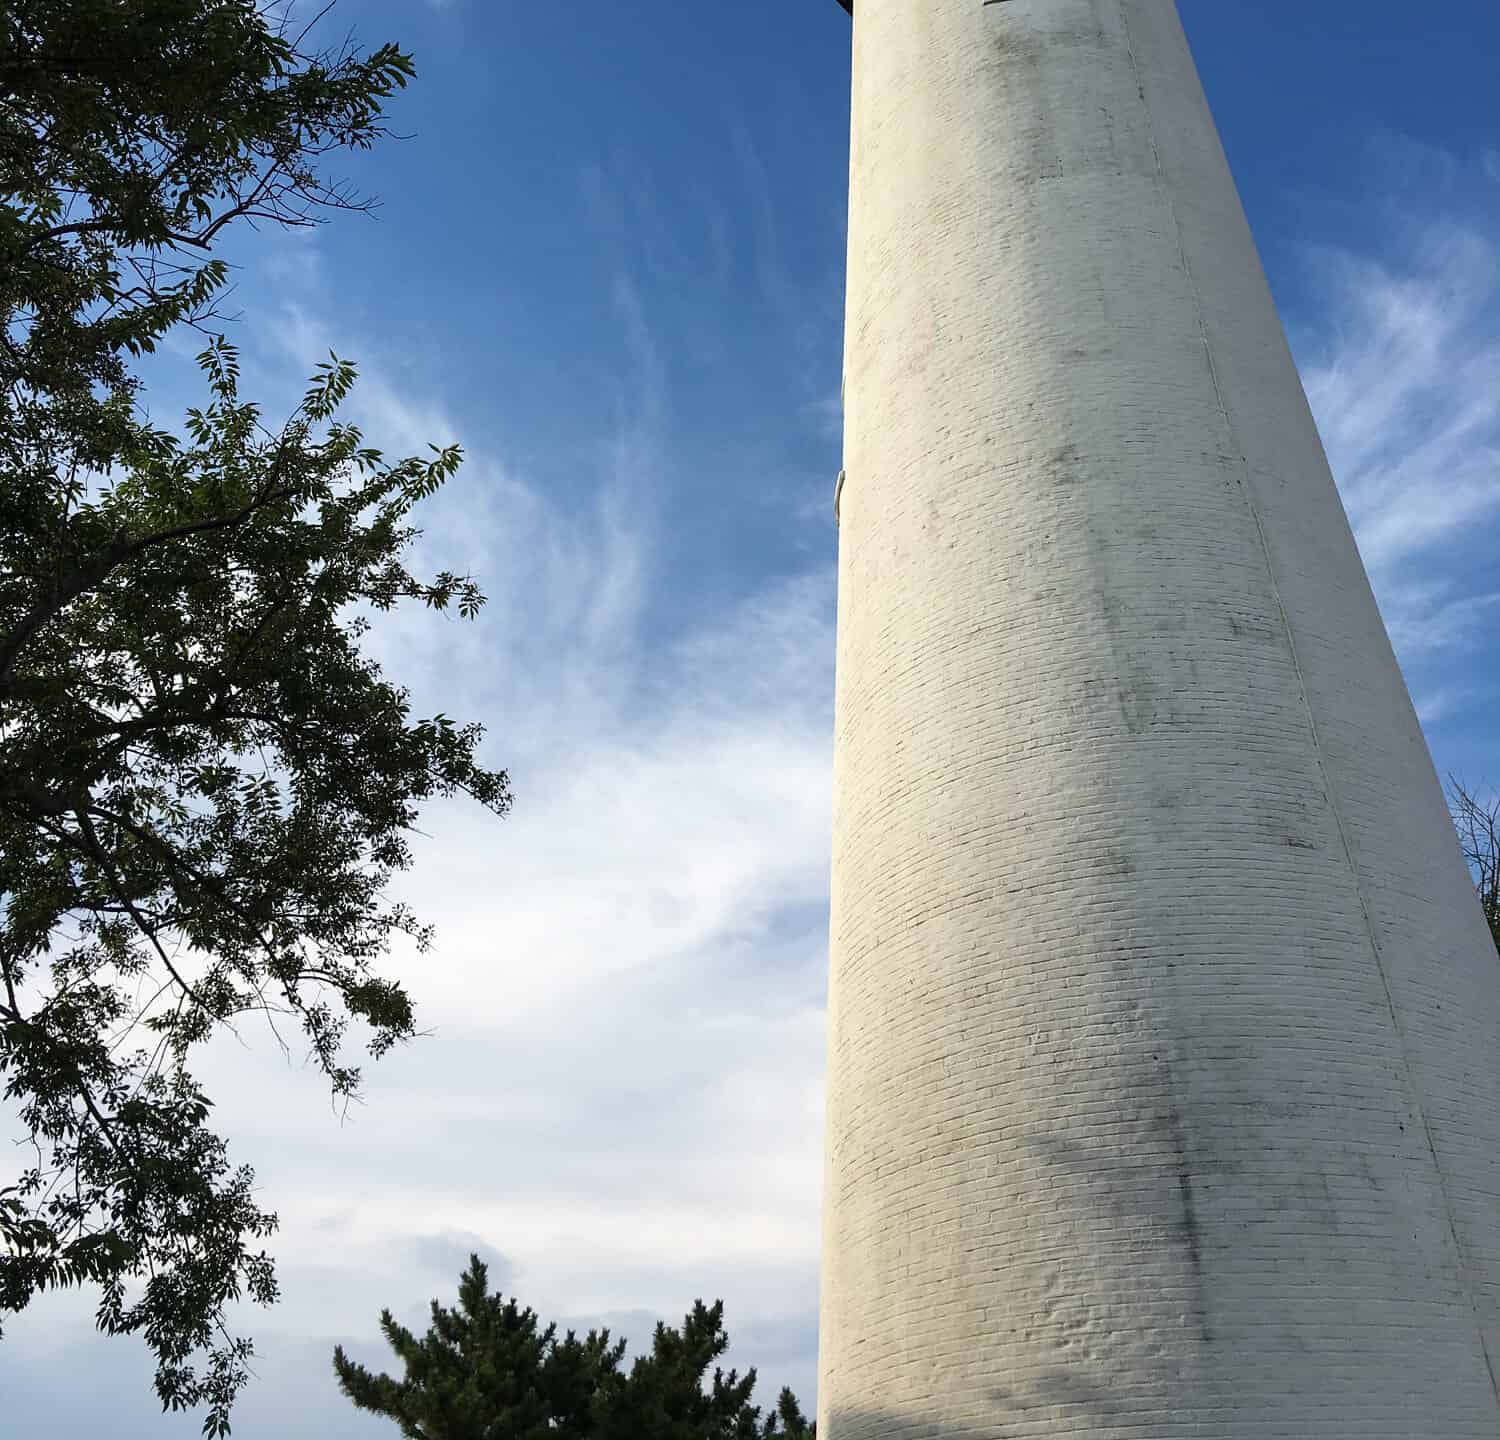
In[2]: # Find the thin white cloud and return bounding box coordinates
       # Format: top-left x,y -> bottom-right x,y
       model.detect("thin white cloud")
730,119 -> 792,322
1300,222 -> 1500,579
1296,206 -> 1500,722
1417,685 -> 1471,728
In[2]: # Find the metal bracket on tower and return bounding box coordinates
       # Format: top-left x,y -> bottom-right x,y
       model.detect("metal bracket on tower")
834,469 -> 846,525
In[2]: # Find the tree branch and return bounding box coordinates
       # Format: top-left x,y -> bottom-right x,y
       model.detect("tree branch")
70,807 -> 220,1029
0,479 -> 301,694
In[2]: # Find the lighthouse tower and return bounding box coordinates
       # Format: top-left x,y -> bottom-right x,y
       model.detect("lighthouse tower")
819,2 -> 1500,1436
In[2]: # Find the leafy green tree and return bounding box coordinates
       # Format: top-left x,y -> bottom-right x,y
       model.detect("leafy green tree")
333,1254 -> 816,1440
0,2 -> 507,1432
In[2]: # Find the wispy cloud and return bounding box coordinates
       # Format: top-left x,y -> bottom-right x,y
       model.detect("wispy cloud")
1302,223 -> 1500,577
1295,192 -> 1500,720
219,417 -> 835,1408
730,119 -> 793,322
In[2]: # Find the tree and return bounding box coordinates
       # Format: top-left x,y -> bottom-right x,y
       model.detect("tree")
0,3 -> 508,1432
333,1254 -> 816,1440
1448,776 -> 1500,954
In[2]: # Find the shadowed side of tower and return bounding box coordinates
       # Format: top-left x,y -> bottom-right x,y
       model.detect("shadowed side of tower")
819,2 -> 1500,1436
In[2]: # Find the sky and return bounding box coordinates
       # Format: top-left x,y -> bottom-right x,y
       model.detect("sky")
5,0 -> 1500,1434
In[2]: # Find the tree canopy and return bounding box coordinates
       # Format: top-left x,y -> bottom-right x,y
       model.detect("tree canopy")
0,3 -> 506,1432
333,1254 -> 816,1440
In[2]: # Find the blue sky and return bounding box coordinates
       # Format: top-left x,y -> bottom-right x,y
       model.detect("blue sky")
5,1 -> 1500,1434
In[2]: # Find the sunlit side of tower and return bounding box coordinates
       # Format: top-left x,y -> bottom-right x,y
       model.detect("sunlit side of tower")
819,2 -> 1500,1435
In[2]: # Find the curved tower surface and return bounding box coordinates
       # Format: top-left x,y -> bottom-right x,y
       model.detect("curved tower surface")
820,2 -> 1500,1435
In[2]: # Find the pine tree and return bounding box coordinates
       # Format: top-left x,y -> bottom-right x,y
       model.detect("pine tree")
333,1255 -> 816,1439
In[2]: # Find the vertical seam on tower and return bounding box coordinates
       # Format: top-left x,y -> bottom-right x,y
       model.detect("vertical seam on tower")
1117,0 -> 1500,1402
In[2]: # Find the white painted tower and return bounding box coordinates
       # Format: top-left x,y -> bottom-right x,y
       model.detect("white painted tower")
820,2 -> 1500,1435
